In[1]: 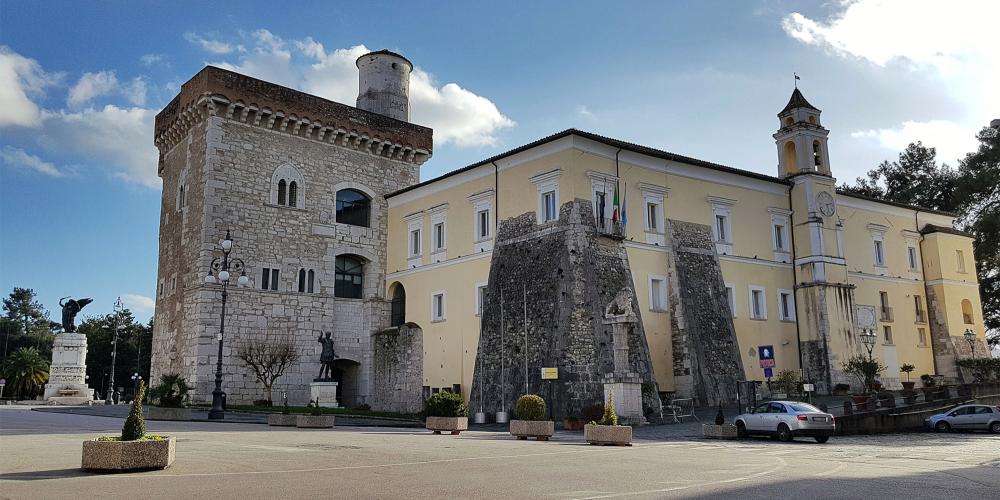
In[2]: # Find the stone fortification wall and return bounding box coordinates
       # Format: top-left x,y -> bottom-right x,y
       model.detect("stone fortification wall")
372,323 -> 424,414
666,220 -> 745,406
470,199 -> 660,421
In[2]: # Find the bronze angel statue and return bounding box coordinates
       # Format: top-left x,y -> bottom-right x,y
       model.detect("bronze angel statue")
59,297 -> 93,333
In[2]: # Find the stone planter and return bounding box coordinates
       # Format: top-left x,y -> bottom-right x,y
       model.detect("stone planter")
146,407 -> 191,421
296,415 -> 335,428
82,437 -> 176,471
584,424 -> 632,446
267,414 -> 298,426
510,420 -> 555,440
426,416 -> 468,435
702,423 -> 738,440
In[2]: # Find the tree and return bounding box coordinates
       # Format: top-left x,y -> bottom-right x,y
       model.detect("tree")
2,287 -> 49,360
79,309 -> 153,397
237,337 -> 300,404
840,142 -> 959,212
2,346 -> 49,400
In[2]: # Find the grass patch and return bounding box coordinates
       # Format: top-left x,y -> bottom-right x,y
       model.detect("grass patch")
189,403 -> 417,420
96,434 -> 168,442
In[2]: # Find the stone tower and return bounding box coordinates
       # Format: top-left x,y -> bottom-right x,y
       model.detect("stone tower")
776,88 -> 854,394
356,49 -> 412,122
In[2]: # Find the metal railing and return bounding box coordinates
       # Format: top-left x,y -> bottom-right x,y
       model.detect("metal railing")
915,310 -> 927,323
595,218 -> 625,239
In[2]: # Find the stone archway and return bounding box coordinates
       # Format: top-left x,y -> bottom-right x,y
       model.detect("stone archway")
332,358 -> 362,407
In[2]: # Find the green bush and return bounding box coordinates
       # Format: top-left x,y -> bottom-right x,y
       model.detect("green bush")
956,358 -> 1000,383
515,394 -> 547,421
920,374 -> 936,387
148,373 -> 190,408
899,364 -> 915,382
424,392 -> 468,417
599,393 -> 619,426
121,380 -> 147,441
308,398 -> 323,416
774,369 -> 800,396
842,355 -> 886,392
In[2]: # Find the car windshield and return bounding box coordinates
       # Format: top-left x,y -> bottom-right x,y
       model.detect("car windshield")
788,403 -> 821,413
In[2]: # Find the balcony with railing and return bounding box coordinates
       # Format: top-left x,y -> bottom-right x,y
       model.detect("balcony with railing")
880,306 -> 894,322
595,218 -> 625,239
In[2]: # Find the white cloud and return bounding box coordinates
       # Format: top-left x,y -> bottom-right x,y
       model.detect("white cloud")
0,146 -> 64,177
185,32 -> 235,54
782,1 -> 1000,157
140,53 -> 165,67
850,120 -> 978,165
210,31 -> 514,147
0,46 -> 60,128
576,105 -> 595,120
122,77 -> 147,106
67,71 -> 118,108
122,293 -> 155,315
39,105 -> 159,187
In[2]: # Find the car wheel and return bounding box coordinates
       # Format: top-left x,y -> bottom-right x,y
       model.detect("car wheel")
777,424 -> 793,442
814,435 -> 829,444
736,421 -> 747,438
990,421 -> 1000,434
935,421 -> 952,433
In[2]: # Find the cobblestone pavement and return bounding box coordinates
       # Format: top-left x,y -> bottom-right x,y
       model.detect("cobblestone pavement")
2,406 -> 997,499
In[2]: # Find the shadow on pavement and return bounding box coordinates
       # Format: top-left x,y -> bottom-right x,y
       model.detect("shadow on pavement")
0,468 -> 90,481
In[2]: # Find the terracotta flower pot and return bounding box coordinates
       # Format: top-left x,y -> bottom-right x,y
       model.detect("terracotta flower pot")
563,419 -> 584,431
901,381 -> 915,391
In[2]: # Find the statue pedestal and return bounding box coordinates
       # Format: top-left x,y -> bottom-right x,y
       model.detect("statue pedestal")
603,375 -> 646,425
309,381 -> 340,407
43,332 -> 95,403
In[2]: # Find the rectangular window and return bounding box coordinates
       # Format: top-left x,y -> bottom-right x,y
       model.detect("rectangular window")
260,268 -> 279,291
595,191 -> 607,226
907,247 -> 918,270
647,202 -> 658,231
433,222 -> 445,251
956,250 -> 966,273
475,284 -> 488,316
883,325 -> 893,345
779,290 -> 795,321
715,214 -> 729,242
879,291 -> 892,321
749,286 -> 766,320
725,285 -> 736,318
409,229 -> 421,257
874,240 -> 885,266
918,327 -> 927,346
774,224 -> 785,250
543,191 -> 557,222
432,292 -> 446,322
477,209 -> 490,239
649,277 -> 667,311
914,295 -> 925,323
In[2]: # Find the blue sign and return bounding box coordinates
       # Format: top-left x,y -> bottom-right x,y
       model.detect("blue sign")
758,345 -> 775,368
764,367 -> 773,378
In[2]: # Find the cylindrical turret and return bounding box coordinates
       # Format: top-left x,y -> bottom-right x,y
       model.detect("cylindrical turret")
356,49 -> 412,122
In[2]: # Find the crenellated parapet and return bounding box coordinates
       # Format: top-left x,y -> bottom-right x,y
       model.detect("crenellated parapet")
154,66 -> 433,176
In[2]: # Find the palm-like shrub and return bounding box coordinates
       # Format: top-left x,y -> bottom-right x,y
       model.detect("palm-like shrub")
121,380 -> 147,441
148,373 -> 190,408
515,394 -> 547,421
2,347 -> 48,399
424,392 -> 468,417
600,393 -> 619,426
842,355 -> 886,392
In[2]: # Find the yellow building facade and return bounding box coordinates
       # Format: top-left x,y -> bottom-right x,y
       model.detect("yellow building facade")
384,90 -> 987,404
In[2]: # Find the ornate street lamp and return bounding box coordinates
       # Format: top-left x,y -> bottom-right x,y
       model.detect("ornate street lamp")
964,328 -> 977,360
203,229 -> 249,420
106,297 -> 124,405
859,328 -> 877,361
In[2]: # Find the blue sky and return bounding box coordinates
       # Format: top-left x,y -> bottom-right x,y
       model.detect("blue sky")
1,0 -> 996,322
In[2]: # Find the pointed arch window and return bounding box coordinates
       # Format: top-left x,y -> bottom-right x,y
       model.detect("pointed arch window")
288,181 -> 298,207
298,268 -> 307,293
270,164 -> 305,208
277,179 -> 287,205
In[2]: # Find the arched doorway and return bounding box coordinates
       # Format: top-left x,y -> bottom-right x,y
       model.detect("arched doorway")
390,282 -> 406,327
332,358 -> 362,407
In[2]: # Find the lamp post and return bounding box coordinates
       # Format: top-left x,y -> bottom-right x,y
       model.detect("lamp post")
106,297 -> 124,405
964,329 -> 977,360
203,229 -> 249,420
859,328 -> 877,361
131,372 -> 142,401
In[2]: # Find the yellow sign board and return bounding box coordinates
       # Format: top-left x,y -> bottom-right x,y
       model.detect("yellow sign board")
541,367 -> 558,380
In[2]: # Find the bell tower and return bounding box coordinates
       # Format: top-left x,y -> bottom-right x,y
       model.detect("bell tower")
773,88 -> 831,178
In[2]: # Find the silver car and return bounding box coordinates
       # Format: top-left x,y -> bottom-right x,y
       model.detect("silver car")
926,404 -> 1000,433
735,401 -> 836,443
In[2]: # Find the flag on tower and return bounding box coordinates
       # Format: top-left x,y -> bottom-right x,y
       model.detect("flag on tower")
611,185 -> 620,224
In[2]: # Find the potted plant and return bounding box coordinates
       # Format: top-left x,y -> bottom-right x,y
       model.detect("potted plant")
510,394 -> 554,441
563,416 -> 584,431
920,374 -> 937,401
584,393 -> 632,446
702,405 -> 738,439
296,399 -> 335,428
425,392 -> 469,435
832,383 -> 851,396
842,355 -> 886,409
900,364 -> 916,391
146,374 -> 192,421
82,380 -> 175,471
267,393 -> 297,426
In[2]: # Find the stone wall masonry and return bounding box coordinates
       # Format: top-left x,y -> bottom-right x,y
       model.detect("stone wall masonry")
666,219 -> 745,406
372,323 -> 424,414
471,199 -> 661,421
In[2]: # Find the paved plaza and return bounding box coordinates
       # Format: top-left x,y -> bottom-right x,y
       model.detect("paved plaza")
1,406 -> 998,499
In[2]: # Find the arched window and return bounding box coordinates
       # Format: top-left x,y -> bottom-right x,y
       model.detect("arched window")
298,268 -> 307,292
335,255 -> 364,299
336,189 -> 371,227
784,116 -> 794,127
307,269 -> 315,293
962,299 -> 974,324
813,141 -> 823,168
277,179 -> 287,205
390,283 -> 406,327
808,115 -> 816,124
783,141 -> 798,174
288,181 -> 298,208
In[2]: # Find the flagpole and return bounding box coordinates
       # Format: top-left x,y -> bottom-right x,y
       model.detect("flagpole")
500,287 -> 505,414
523,284 -> 528,395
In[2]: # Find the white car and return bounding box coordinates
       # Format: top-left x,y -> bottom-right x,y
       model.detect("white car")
735,401 -> 836,443
926,404 -> 1000,433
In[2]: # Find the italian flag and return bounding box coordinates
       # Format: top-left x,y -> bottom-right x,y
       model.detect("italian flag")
612,186 -> 620,224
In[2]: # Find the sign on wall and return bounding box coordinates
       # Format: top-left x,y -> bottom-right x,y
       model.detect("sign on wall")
540,367 -> 558,380
855,305 -> 877,330
758,345 -> 775,368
